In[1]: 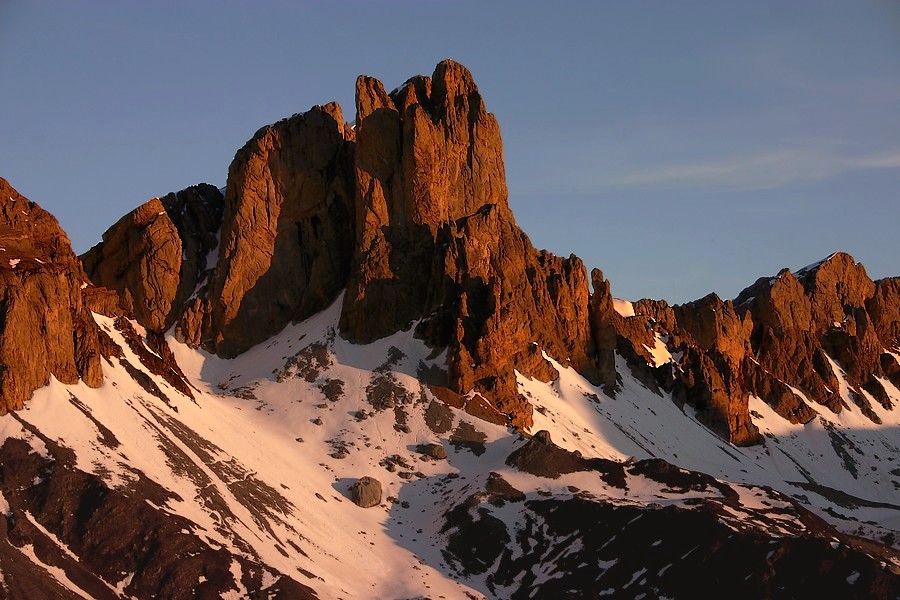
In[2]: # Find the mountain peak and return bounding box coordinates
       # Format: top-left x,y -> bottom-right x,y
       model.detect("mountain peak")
795,250 -> 848,276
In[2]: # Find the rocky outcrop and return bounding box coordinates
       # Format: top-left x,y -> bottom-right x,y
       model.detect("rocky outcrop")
338,60 -> 597,429
601,252 -> 900,445
869,277 -> 900,345
589,269 -> 661,394
0,177 -> 105,413
0,427 -> 316,598
738,253 -> 899,415
77,62 -> 898,446
416,442 -> 447,460
340,61 -> 510,342
197,104 -> 356,357
82,183 -> 224,334
90,60 -> 594,429
448,437 -> 900,599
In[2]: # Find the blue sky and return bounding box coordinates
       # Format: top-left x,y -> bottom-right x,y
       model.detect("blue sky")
2,1 -> 899,303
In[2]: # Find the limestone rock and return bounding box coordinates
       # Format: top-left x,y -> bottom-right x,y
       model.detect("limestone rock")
589,269 -> 658,394
341,61 -> 598,428
869,277 -> 900,346
601,251 -> 899,445
340,61 -> 511,343
737,253 -> 894,415
71,62 -> 900,450
81,61 -> 600,430
81,284 -> 126,317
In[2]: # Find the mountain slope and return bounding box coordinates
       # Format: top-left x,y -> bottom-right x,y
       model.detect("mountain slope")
0,294 -> 897,598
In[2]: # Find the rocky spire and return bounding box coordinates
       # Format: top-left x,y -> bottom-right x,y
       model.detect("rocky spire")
339,60 -> 597,428
90,60 -> 598,429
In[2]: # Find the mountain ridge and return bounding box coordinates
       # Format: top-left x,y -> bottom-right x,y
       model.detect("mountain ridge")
76,60 -> 900,446
0,60 -> 897,598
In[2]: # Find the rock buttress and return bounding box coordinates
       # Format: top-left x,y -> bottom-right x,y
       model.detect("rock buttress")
82,183 -> 224,334
203,104 -> 356,357
600,252 -> 900,445
0,177 -> 105,412
341,60 -> 598,428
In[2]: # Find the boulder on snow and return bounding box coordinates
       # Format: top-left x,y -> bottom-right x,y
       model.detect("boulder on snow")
416,442 -> 447,460
352,477 -> 382,508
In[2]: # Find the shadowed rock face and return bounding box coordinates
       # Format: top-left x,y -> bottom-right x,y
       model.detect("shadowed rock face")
440,434 -> 900,600
82,183 -> 224,334
203,104 -> 356,357
0,177 -> 105,413
0,429 -> 316,599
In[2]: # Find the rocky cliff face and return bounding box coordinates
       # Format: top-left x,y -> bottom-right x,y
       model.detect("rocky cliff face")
0,177 -> 106,413
78,62 -> 899,446
199,104 -> 356,357
343,61 -> 596,428
82,183 -> 224,336
2,60 -> 900,600
84,61 -> 596,429
741,253 -> 900,416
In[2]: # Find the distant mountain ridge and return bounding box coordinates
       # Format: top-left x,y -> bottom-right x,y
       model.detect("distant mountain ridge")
0,60 -> 897,598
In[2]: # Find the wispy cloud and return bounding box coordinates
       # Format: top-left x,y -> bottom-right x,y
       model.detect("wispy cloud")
599,145 -> 900,192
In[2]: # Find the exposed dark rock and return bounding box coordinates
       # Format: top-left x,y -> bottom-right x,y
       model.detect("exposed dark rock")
352,476 -> 382,508
533,430 -> 552,445
442,493 -> 900,600
114,317 -> 194,399
485,472 -> 525,503
318,378 -> 344,402
449,421 -> 488,456
416,442 -> 447,460
424,399 -> 455,434
506,433 -> 625,488
0,431 -> 316,599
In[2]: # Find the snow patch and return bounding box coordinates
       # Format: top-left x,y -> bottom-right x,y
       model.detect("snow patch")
643,333 -> 672,368
612,298 -> 635,318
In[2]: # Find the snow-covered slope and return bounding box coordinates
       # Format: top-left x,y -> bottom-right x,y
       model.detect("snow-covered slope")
0,295 -> 898,598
